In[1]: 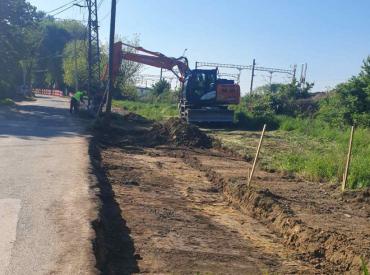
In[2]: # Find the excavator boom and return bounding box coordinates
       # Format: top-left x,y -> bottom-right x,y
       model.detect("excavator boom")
102,42 -> 190,81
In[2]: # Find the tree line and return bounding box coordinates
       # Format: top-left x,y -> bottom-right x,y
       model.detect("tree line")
233,57 -> 370,128
0,0 -> 142,100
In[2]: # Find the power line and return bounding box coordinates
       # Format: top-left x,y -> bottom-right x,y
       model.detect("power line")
47,0 -> 80,14
49,0 -> 85,17
49,1 -> 84,17
100,0 -> 121,22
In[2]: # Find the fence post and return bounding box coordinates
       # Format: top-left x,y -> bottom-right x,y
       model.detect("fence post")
342,125 -> 355,192
247,124 -> 266,187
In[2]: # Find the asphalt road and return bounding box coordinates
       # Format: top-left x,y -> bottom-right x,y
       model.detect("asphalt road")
0,96 -> 97,275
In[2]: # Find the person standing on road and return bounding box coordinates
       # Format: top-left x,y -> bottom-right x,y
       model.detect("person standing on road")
70,90 -> 86,114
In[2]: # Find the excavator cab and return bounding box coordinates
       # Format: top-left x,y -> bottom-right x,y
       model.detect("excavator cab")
180,69 -> 240,123
183,69 -> 218,106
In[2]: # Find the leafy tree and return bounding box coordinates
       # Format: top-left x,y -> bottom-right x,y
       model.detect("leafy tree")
152,79 -> 171,96
0,0 -> 43,97
245,80 -> 314,117
34,19 -> 86,89
63,40 -> 88,90
253,83 -> 285,94
114,35 -> 142,97
317,56 -> 370,127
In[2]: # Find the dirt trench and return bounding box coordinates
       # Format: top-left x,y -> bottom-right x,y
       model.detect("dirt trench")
179,151 -> 370,273
90,115 -> 370,274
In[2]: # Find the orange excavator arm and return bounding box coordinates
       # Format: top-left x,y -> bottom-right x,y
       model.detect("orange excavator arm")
102,42 -> 190,82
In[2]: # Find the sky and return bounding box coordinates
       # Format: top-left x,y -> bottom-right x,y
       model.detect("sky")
29,0 -> 370,94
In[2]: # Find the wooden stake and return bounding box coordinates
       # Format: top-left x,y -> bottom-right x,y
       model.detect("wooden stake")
248,124 -> 266,187
342,125 -> 355,192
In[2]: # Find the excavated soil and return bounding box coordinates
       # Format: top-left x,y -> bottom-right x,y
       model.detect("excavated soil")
148,118 -> 213,148
90,114 -> 370,274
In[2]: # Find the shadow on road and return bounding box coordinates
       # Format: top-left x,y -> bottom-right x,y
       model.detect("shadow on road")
89,139 -> 139,274
0,96 -> 88,139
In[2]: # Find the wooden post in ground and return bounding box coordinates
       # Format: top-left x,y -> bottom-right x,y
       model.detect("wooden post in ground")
247,124 -> 266,187
342,125 -> 355,192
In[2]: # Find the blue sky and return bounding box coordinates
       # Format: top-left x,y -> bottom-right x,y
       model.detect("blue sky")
29,0 -> 370,93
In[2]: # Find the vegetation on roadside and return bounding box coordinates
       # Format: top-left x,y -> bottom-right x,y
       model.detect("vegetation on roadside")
112,78 -> 180,120
208,122 -> 370,188
112,57 -> 370,189
112,100 -> 177,121
0,0 -> 135,99
214,57 -> 369,188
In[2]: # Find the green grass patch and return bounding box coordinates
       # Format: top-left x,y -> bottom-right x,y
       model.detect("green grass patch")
207,120 -> 370,188
112,100 -> 177,121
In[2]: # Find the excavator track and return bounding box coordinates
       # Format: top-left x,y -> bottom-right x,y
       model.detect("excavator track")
181,107 -> 234,123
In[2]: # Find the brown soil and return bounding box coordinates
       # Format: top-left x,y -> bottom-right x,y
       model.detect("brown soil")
148,118 -> 213,148
90,114 -> 370,274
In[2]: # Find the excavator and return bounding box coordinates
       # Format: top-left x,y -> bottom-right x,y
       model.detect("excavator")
105,41 -> 240,123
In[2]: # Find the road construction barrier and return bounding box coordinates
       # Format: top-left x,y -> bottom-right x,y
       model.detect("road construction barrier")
33,89 -> 64,97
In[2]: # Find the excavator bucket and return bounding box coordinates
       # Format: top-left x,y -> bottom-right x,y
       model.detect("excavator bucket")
185,108 -> 234,123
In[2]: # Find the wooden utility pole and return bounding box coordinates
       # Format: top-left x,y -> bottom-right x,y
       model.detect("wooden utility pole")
105,0 -> 117,117
247,124 -> 266,187
250,58 -> 256,94
342,126 -> 355,192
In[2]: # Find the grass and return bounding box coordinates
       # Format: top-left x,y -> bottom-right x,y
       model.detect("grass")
362,257 -> 369,275
112,100 -> 177,121
0,98 -> 15,106
112,100 -> 370,188
206,117 -> 370,188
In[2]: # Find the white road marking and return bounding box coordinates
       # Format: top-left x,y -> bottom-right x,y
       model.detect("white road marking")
0,199 -> 21,275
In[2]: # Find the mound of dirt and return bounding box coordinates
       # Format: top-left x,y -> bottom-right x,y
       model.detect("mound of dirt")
149,118 -> 213,148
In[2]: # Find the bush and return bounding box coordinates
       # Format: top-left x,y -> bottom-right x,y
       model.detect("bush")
317,56 -> 370,127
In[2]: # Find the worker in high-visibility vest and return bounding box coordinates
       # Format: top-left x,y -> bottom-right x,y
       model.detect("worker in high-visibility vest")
70,90 -> 86,114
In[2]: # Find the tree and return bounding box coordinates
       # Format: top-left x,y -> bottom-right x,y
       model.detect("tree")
152,79 -> 171,96
317,56 -> 370,127
245,81 -> 314,117
114,35 -> 142,98
63,40 -> 88,90
34,19 -> 86,89
253,83 -> 284,94
0,0 -> 43,97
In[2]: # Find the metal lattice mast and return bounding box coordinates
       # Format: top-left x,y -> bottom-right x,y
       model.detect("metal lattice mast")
195,61 -> 295,76
86,0 -> 100,101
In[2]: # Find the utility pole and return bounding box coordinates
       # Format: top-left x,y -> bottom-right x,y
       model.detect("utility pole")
292,64 -> 297,83
268,71 -> 273,91
160,68 -> 163,81
299,63 -> 308,87
237,68 -> 242,84
250,58 -> 256,94
86,0 -> 100,106
105,0 -> 117,117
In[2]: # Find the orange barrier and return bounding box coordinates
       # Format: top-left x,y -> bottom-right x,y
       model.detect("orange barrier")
33,89 -> 64,97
